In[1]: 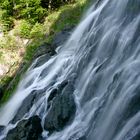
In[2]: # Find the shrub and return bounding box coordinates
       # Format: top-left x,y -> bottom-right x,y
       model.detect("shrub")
30,23 -> 44,38
15,20 -> 32,38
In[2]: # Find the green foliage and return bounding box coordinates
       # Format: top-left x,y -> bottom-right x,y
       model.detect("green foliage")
0,34 -> 17,49
14,21 -> 45,38
0,0 -> 75,31
0,51 -> 3,60
0,0 -> 14,15
0,10 -> 14,31
0,74 -> 21,104
13,0 -> 47,22
0,0 -> 14,30
30,23 -> 44,38
15,20 -> 32,38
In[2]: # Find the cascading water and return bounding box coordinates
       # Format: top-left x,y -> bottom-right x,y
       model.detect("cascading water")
0,0 -> 140,139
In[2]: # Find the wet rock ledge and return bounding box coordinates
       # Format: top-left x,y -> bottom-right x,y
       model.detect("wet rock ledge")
5,81 -> 76,140
44,81 -> 76,133
6,116 -> 42,140
4,26 -> 76,140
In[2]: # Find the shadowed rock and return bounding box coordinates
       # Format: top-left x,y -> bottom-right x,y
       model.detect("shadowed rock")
6,116 -> 42,140
0,125 -> 5,134
44,81 -> 76,133
52,26 -> 74,49
34,43 -> 56,59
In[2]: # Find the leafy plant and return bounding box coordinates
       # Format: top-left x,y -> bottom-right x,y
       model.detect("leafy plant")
30,23 -> 44,38
15,20 -> 32,38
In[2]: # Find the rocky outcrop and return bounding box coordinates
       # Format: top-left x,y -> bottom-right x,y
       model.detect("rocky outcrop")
0,125 -> 5,134
6,116 -> 43,140
32,54 -> 51,68
52,26 -> 74,49
34,26 -> 74,60
11,89 -> 46,124
34,43 -> 56,59
44,81 -> 76,133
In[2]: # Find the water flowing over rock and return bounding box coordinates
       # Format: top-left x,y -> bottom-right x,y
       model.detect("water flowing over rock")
11,90 -> 44,124
0,0 -> 140,140
0,126 -> 4,134
44,81 -> 76,132
52,26 -> 74,49
6,116 -> 42,140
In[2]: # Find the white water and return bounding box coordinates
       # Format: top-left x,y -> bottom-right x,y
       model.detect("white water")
0,0 -> 140,139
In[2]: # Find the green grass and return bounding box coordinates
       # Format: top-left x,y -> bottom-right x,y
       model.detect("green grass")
0,0 -> 92,105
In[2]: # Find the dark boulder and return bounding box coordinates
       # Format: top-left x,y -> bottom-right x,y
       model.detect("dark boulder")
52,26 -> 74,49
78,136 -> 86,140
32,54 -> 51,68
47,80 -> 68,103
6,116 -> 43,140
0,125 -> 5,134
34,43 -> 56,59
44,81 -> 76,133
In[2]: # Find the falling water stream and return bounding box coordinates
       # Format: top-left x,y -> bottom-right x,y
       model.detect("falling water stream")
0,0 -> 140,139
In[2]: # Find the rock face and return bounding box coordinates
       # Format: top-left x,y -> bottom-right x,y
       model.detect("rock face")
6,116 -> 43,140
69,136 -> 86,140
1,26 -> 76,140
0,125 -> 5,134
52,26 -> 74,49
44,81 -> 76,133
11,89 -> 45,124
34,43 -> 56,59
32,54 -> 51,68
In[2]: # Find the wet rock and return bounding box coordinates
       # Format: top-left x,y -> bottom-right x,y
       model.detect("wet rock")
34,43 -> 55,59
78,136 -> 86,140
52,26 -> 74,49
11,90 -> 44,124
32,54 -> 51,68
6,116 -> 43,140
69,136 -> 86,140
0,125 -> 5,134
68,132 -> 86,140
34,26 -> 74,59
47,88 -> 58,103
47,81 -> 68,102
44,81 -> 76,133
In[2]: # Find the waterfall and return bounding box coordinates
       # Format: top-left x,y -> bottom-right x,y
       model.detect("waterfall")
0,0 -> 140,139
